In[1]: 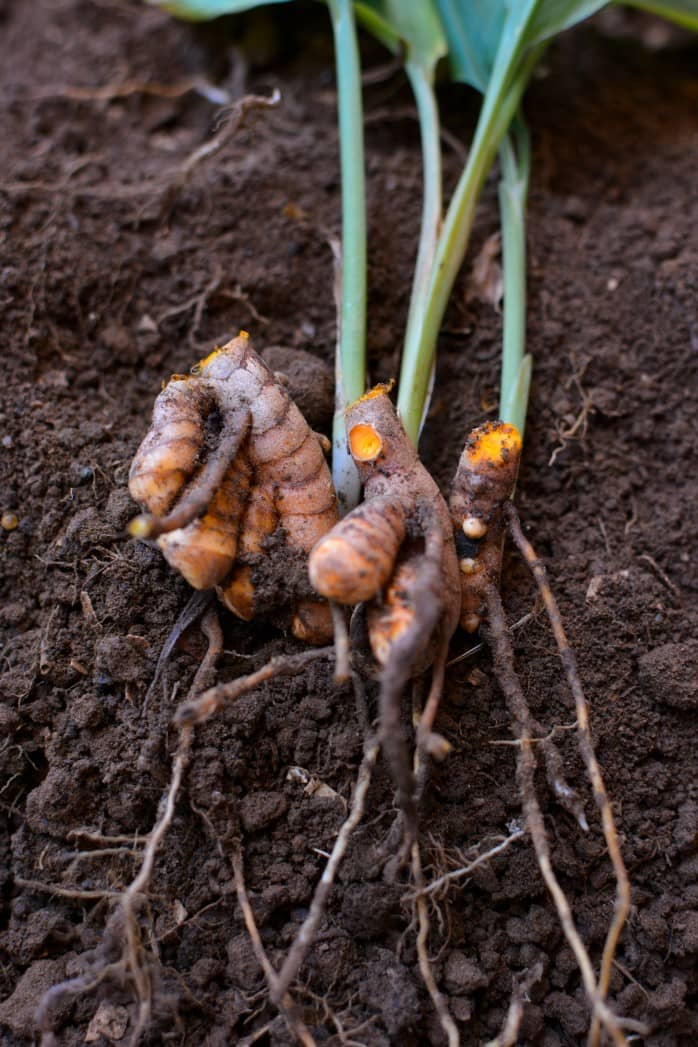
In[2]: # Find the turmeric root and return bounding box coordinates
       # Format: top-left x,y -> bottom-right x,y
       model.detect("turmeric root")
366,558 -> 420,667
310,386 -> 460,653
157,454 -> 251,591
218,481 -> 277,620
310,496 -> 406,604
449,421 -> 522,632
129,332 -> 338,643
309,386 -> 460,836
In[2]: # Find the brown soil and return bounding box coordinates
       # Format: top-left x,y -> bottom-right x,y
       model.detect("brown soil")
1,2 -> 697,1045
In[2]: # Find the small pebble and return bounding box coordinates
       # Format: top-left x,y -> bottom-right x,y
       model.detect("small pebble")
138,314 -> 158,333
1,435 -> 13,448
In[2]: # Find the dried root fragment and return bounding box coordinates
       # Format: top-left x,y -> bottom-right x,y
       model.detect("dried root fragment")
449,421 -> 522,633
129,332 -> 338,643
309,386 -> 460,837
484,584 -> 631,1047
505,502 -> 631,1047
35,609 -> 223,1047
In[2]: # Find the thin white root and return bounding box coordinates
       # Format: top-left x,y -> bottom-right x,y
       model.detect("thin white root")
273,738 -> 380,1005
505,504 -> 631,1047
35,609 -> 223,1046
120,726 -> 193,1044
485,584 -> 627,1047
230,839 -> 317,1047
414,829 -> 525,899
485,961 -> 545,1047
330,601 -> 351,685
16,879 -> 121,901
411,839 -> 460,1047
175,647 -> 334,727
487,992 -> 524,1047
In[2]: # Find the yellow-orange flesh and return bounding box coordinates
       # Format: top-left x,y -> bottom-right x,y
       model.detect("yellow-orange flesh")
465,422 -> 522,467
348,423 -> 383,462
449,421 -> 523,632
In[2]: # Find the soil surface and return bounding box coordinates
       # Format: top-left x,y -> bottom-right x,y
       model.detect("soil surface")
1,2 -> 697,1045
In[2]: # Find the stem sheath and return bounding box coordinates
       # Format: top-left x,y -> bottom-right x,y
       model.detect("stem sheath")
498,116 -> 531,437
397,45 -> 542,446
328,0 -> 367,511
403,63 -> 442,355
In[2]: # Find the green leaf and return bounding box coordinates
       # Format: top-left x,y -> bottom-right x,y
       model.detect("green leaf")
150,0 -> 291,21
527,0 -> 608,46
435,0 -> 508,91
622,0 -> 698,30
435,0 -> 542,105
353,3 -> 401,51
400,0 -> 615,443
436,1 -> 618,91
355,0 -> 446,73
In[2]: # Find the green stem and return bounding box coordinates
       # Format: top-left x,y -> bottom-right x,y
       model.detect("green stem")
328,0 -> 367,512
625,0 -> 698,31
498,115 -> 531,437
403,62 -> 442,383
397,47 -> 543,446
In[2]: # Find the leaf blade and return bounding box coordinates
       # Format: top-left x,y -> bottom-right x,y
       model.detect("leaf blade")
356,0 -> 447,73
435,0 -> 508,91
527,0 -> 609,47
149,0 -> 292,21
622,0 -> 698,30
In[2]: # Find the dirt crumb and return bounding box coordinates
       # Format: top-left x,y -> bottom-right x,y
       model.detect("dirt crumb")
0,957 -> 68,1037
358,948 -> 421,1036
239,790 -> 288,832
443,951 -> 488,994
638,641 -> 698,709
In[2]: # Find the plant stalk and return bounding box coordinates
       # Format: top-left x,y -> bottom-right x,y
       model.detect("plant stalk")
328,0 -> 367,512
498,115 -> 532,438
403,60 -> 442,424
397,47 -> 542,446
